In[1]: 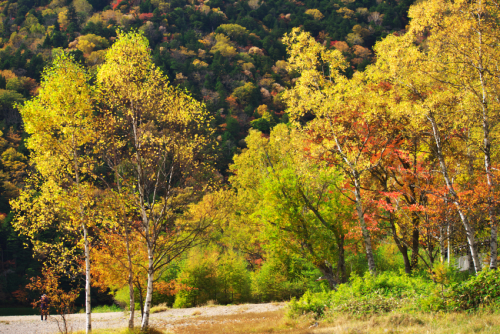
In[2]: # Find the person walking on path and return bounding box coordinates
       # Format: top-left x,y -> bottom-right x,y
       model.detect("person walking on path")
40,294 -> 50,321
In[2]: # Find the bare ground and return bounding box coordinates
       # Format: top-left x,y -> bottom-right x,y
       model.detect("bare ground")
0,303 -> 285,334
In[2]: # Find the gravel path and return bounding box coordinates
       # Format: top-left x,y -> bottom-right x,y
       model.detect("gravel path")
0,303 -> 285,334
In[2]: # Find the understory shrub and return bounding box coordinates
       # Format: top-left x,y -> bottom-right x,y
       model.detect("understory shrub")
251,255 -> 320,302
174,247 -> 251,308
287,271 -> 437,318
447,269 -> 500,311
288,269 -> 500,318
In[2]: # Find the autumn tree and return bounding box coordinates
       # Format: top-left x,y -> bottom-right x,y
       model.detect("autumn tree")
27,267 -> 80,334
282,28 -> 399,274
400,0 -> 500,270
12,53 -> 97,333
372,28 -> 488,272
96,31 -> 215,330
230,125 -> 354,288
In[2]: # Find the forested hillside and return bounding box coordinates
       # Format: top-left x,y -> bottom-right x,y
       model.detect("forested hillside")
2,0 -> 500,333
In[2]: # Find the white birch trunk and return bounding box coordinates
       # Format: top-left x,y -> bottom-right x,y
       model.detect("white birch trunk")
474,1 -> 497,270
125,227 -> 135,328
84,226 -> 91,333
353,176 -> 376,274
428,114 -> 482,272
140,246 -> 154,330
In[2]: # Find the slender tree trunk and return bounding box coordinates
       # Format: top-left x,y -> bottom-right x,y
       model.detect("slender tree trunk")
467,249 -> 475,274
427,113 -> 482,273
479,82 -> 498,270
137,280 -> 144,318
141,244 -> 154,330
83,225 -> 91,334
116,169 -> 135,329
411,214 -> 419,268
337,234 -> 347,283
353,175 -> 376,274
440,226 -> 446,263
447,225 -> 451,266
125,226 -> 135,329
73,142 -> 91,333
475,9 -> 497,270
391,221 -> 411,274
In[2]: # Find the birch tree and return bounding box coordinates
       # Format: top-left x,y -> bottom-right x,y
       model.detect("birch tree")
282,28 -> 399,274
12,53 -> 97,333
401,0 -> 500,270
373,32 -> 485,273
97,31 -> 214,330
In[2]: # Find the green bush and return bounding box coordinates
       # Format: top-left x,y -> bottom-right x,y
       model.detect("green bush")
92,304 -> 123,313
174,247 -> 252,308
447,269 -> 500,311
287,271 -> 437,318
251,254 -> 321,302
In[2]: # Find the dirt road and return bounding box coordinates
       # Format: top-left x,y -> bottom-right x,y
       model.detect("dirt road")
0,303 -> 285,334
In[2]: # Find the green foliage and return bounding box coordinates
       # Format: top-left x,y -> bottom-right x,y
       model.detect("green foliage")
288,271 -> 438,317
252,254 -> 320,302
92,304 -> 123,313
447,269 -> 500,311
174,247 -> 251,308
231,82 -> 258,106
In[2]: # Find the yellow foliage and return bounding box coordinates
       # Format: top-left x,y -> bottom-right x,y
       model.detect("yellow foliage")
210,34 -> 237,57
58,8 -> 69,31
193,58 -> 209,68
337,7 -> 354,19
242,62 -> 255,71
346,33 -> 363,45
305,9 -> 324,20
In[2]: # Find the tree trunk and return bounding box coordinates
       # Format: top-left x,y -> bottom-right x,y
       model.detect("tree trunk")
83,225 -> 91,334
475,18 -> 497,271
428,113 -> 482,273
73,141 -> 91,334
125,226 -> 135,329
411,214 -> 419,269
337,234 -> 347,283
353,176 -> 376,274
391,221 -> 411,274
317,261 -> 337,290
137,280 -> 144,318
439,226 -> 446,263
140,245 -> 154,330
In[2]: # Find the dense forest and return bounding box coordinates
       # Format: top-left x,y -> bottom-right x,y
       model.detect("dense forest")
1,0 -> 500,332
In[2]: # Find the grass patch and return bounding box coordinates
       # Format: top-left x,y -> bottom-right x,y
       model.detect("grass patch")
202,300 -> 218,307
92,304 -> 123,313
317,311 -> 500,334
169,309 -> 500,334
72,308 -> 500,334
150,303 -> 170,314
74,327 -> 168,334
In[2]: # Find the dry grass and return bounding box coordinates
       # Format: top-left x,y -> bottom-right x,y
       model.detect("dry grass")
74,309 -> 500,334
314,312 -> 500,334
203,300 -> 218,307
74,327 -> 167,334
169,310 -> 500,334
171,310 -> 314,334
150,303 -> 170,314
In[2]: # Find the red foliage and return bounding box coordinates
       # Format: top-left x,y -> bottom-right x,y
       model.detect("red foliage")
139,13 -> 154,20
12,288 -> 28,303
111,0 -> 124,10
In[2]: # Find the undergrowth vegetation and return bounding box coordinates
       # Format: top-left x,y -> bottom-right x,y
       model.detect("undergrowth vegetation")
287,269 -> 500,319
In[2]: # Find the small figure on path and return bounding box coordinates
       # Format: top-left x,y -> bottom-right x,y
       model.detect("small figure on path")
40,294 -> 50,321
